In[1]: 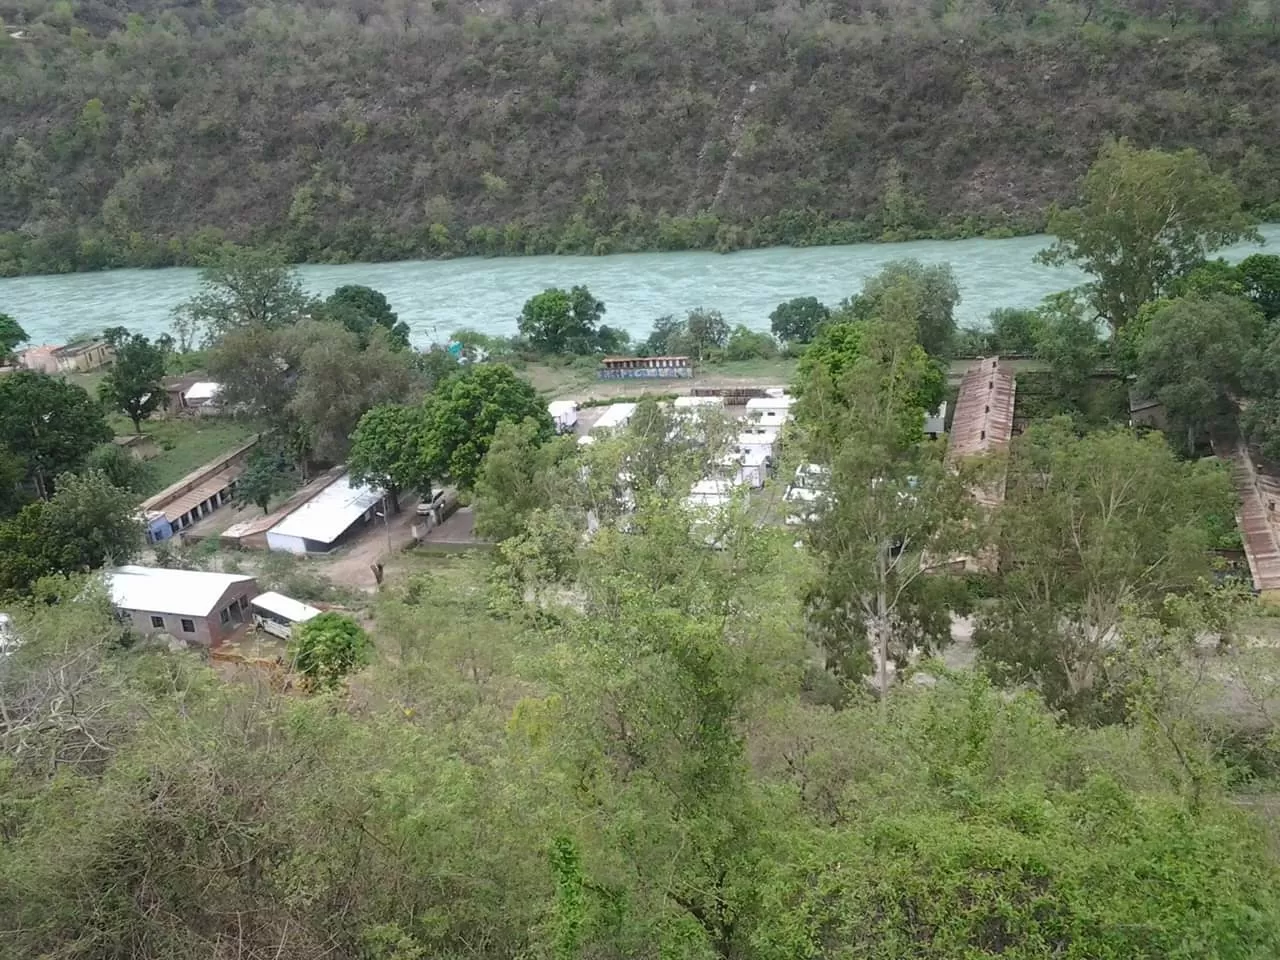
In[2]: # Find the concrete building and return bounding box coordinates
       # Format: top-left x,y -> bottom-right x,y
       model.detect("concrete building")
745,396 -> 795,426
590,402 -> 637,434
107,565 -> 258,646
139,436 -> 260,542
549,400 -> 579,434
265,473 -> 386,555
923,402 -> 947,440
21,339 -> 114,374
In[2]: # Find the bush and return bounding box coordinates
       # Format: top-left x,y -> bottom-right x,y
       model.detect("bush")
724,325 -> 779,361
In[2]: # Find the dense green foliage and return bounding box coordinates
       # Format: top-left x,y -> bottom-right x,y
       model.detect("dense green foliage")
289,611 -> 372,690
517,286 -> 627,355
0,371 -> 112,499
3,5 -> 1280,275
321,284 -> 411,350
98,332 -> 166,432
0,312 -> 26,360
0,469 -> 141,598
769,296 -> 830,345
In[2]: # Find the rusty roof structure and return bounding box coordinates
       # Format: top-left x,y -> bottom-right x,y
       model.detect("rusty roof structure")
946,357 -> 1017,509
1219,438 -> 1280,595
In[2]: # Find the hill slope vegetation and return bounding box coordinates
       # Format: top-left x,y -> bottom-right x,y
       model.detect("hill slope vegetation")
1,0 -> 1279,272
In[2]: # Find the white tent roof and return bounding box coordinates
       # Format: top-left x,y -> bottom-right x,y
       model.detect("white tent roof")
185,381 -> 222,403
250,591 -> 321,624
268,473 -> 384,545
592,403 -> 637,431
107,565 -> 254,618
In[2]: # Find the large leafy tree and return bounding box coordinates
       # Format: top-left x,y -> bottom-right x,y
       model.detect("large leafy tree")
517,285 -> 612,355
795,285 -> 945,451
0,312 -> 27,363
798,311 -> 973,697
85,443 -> 153,495
975,420 -> 1232,721
988,307 -> 1040,354
846,259 -> 960,357
769,296 -> 830,344
1031,292 -> 1103,404
348,403 -> 430,511
97,333 -> 166,433
205,322 -> 305,427
0,372 -> 111,498
420,364 -> 552,488
683,307 -> 730,362
289,323 -> 419,462
473,419 -> 577,541
175,245 -> 314,343
322,284 -> 411,350
1039,140 -> 1257,330
0,469 -> 142,599
1136,294 -> 1262,452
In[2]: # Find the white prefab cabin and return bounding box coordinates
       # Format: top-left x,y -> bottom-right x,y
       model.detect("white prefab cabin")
548,400 -> 579,434
590,402 -> 637,432
265,474 -> 385,555
745,396 -> 795,425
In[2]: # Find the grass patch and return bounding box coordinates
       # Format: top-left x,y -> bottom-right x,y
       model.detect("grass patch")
124,417 -> 260,495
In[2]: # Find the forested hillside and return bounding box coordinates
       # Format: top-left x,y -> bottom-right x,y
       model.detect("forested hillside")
1,0 -> 1279,273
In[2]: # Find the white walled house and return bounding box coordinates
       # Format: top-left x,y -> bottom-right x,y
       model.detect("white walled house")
265,474 -> 386,554
548,400 -> 579,434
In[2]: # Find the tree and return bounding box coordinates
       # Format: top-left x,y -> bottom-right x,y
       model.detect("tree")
97,333 -> 166,433
988,307 -> 1040,354
85,443 -> 153,494
795,296 -> 945,451
975,421 -> 1232,721
724,324 -> 778,361
473,419 -> 577,541
1240,253 -> 1280,320
420,364 -> 553,488
0,313 -> 27,363
0,372 -> 111,498
235,447 -> 293,514
1136,295 -> 1262,452
769,296 -> 830,344
289,612 -> 372,691
517,286 -> 607,355
846,260 -> 960,357
642,314 -> 685,356
1039,140 -> 1258,330
798,312 -> 974,699
1032,293 -> 1103,404
175,245 -> 314,343
289,323 -> 420,462
205,322 -> 304,427
0,469 -> 142,599
683,307 -> 729,362
348,403 -> 429,511
323,284 -> 411,349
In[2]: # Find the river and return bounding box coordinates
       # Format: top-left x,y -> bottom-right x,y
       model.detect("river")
3,226 -> 1277,348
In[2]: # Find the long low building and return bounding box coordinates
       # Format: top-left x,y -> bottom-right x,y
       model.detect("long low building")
265,473 -> 386,555
107,565 -> 259,646
139,435 -> 260,542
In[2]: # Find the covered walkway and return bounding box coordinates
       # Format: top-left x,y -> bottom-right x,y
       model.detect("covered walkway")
1217,438 -> 1280,596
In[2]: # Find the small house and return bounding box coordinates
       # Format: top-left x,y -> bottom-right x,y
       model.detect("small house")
107,565 -> 259,646
745,396 -> 795,425
590,402 -> 637,434
923,402 -> 948,441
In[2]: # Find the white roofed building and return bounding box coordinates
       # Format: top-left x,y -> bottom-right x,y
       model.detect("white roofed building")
265,473 -> 386,555
106,565 -> 259,646
745,396 -> 795,425
590,402 -> 637,433
250,591 -> 322,639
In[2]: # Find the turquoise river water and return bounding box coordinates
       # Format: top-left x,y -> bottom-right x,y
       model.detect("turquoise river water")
2,226 -> 1277,348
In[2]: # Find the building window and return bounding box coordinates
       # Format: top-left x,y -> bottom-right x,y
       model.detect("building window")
181,618 -> 195,633
220,609 -> 230,624
150,615 -> 164,628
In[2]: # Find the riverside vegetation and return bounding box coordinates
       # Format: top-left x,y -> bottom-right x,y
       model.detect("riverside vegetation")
2,0 -> 1280,273
3,141 -> 1280,958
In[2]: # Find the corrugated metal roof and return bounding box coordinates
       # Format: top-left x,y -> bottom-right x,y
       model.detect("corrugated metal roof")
185,381 -> 222,403
1220,439 -> 1280,593
250,591 -> 321,624
593,403 -> 637,430
267,473 -> 384,545
107,565 -> 254,617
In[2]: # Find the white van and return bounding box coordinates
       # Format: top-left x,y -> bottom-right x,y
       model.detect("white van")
251,592 -> 322,640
